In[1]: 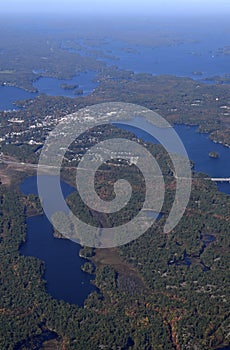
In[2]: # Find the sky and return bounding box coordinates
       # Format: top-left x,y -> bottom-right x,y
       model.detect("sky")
1,0 -> 230,15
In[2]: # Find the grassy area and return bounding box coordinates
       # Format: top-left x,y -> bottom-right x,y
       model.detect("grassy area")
92,248 -> 146,289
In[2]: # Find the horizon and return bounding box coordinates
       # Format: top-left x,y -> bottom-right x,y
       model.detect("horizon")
1,0 -> 230,16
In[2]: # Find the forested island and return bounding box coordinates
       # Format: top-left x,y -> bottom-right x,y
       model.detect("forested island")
60,83 -> 79,90
209,151 -> 220,158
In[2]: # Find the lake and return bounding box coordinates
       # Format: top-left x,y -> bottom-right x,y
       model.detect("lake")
2,19 -> 230,306
20,176 -> 97,306
0,70 -> 98,110
33,70 -> 98,98
66,17 -> 230,80
115,121 -> 230,195
19,120 -> 230,306
1,18 -> 230,110
0,85 -> 37,111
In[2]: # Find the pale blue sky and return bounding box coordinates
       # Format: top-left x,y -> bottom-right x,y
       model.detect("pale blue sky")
1,0 -> 230,15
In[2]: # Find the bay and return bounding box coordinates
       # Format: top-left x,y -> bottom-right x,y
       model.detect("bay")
0,85 -> 37,111
115,120 -> 230,195
75,18 -> 230,80
33,70 -> 98,98
0,70 -> 97,111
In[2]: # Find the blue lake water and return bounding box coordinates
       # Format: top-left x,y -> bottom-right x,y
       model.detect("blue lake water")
103,40 -> 230,80
20,176 -> 97,306
1,41 -> 228,111
0,71 -> 98,111
2,19 -> 230,307
18,118 -> 229,307
175,125 -> 229,181
70,20 -> 230,80
115,121 -> 230,195
33,71 -> 98,98
1,19 -> 230,111
0,86 -> 37,111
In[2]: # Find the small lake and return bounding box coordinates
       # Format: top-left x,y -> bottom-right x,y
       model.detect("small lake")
20,176 -> 97,306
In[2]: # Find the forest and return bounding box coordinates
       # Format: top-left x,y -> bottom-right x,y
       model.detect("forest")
0,128 -> 229,349
0,16 -> 229,349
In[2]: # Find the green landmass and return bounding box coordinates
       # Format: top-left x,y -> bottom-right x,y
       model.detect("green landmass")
0,68 -> 230,149
0,16 -> 229,350
0,125 -> 229,349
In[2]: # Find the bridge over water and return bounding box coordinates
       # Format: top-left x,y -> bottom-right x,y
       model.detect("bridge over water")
210,178 -> 230,183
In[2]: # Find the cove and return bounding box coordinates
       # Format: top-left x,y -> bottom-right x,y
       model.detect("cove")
33,71 -> 98,98
0,70 -> 97,111
0,85 -> 37,111
20,175 -> 97,306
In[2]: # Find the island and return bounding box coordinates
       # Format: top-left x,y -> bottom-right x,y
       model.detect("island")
60,83 -> 79,90
74,88 -> 83,95
209,151 -> 220,158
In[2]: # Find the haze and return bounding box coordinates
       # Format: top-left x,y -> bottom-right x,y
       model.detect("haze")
1,0 -> 230,15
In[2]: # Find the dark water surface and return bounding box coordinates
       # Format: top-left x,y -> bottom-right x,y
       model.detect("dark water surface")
20,176 -> 97,306
0,71 -> 97,110
0,85 -> 37,110
33,71 -> 98,97
19,119 -> 230,305
115,121 -> 230,195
